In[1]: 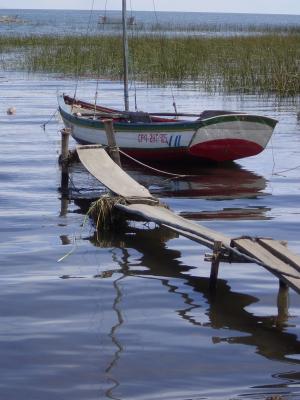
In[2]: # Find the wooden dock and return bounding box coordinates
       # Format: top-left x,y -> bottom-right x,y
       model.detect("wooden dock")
75,144 -> 300,296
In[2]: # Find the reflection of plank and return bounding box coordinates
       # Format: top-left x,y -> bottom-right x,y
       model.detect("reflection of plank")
77,145 -> 152,199
162,224 -> 216,249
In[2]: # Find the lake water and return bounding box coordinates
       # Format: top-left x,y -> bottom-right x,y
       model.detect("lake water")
0,8 -> 300,36
0,70 -> 300,399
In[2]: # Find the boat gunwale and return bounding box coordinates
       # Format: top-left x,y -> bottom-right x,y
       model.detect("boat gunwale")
58,95 -> 278,132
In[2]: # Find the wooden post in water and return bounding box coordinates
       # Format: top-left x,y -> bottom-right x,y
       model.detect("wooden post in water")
209,241 -> 223,291
103,119 -> 122,167
277,239 -> 289,320
277,280 -> 289,325
60,128 -> 71,215
61,128 -> 71,162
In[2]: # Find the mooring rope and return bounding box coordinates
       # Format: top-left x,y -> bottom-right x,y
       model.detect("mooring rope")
269,132 -> 300,175
119,149 -> 195,178
273,164 -> 300,176
41,108 -> 58,130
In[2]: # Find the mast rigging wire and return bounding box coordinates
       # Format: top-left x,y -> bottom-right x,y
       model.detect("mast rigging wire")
152,0 -> 179,115
72,0 -> 96,105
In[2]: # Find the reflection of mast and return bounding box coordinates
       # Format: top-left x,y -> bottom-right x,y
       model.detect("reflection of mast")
105,249 -> 129,400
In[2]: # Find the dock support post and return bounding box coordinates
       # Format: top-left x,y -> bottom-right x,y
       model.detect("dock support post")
60,128 -> 71,194
59,128 -> 71,216
103,119 -> 122,167
61,128 -> 71,162
209,241 -> 222,291
277,280 -> 289,325
276,239 -> 289,323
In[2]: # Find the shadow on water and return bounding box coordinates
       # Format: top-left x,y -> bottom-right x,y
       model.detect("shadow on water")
74,224 -> 300,399
66,162 -> 299,360
68,159 -> 271,220
121,159 -> 267,199
84,226 -> 300,365
68,158 -> 267,199
105,270 -> 126,400
64,162 -> 299,398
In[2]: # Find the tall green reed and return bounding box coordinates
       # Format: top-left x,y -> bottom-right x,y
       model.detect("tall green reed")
0,33 -> 299,96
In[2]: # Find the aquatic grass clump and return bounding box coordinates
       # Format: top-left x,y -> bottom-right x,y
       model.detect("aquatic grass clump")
0,33 -> 299,96
86,194 -> 126,231
132,33 -> 300,96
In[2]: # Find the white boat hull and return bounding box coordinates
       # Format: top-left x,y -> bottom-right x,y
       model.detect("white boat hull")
58,95 -> 277,162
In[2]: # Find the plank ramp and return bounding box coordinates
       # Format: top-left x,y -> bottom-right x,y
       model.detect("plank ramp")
77,145 -> 300,294
116,203 -> 231,247
117,203 -> 300,293
258,238 -> 300,273
77,145 -> 152,199
232,238 -> 300,293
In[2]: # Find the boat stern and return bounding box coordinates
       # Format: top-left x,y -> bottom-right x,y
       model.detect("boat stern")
189,114 -> 277,162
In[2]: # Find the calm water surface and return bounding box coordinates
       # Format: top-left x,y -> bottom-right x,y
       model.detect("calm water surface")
0,72 -> 300,399
0,9 -> 300,36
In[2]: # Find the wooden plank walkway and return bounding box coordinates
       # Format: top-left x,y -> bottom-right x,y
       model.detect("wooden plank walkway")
76,144 -> 300,295
77,145 -> 153,199
232,237 -> 300,294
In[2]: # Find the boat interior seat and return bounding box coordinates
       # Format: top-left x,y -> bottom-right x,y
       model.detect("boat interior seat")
197,110 -> 241,120
128,111 -> 152,123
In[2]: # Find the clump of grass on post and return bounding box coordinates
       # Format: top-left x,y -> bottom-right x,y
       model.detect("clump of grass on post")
86,195 -> 126,231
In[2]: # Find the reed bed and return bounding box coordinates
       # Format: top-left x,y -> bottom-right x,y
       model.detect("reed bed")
0,33 -> 299,96
139,22 -> 300,35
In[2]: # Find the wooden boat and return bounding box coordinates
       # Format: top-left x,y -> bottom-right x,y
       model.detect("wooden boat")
58,0 -> 277,163
58,94 -> 277,162
98,15 -> 135,26
0,15 -> 23,24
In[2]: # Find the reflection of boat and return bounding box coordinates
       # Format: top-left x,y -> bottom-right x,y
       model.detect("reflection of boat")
68,159 -> 266,198
68,159 -> 270,219
121,159 -> 267,200
180,207 -> 271,221
58,0 -> 277,164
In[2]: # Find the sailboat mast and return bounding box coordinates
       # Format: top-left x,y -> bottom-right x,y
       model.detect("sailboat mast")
122,0 -> 129,111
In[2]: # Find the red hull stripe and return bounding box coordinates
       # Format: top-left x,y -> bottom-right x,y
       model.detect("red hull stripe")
189,138 -> 263,162
122,139 -> 263,162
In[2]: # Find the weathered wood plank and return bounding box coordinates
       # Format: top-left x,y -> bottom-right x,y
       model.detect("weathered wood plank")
116,203 -> 231,246
209,241 -> 223,290
232,238 -> 300,280
258,238 -> 300,273
75,146 -> 300,295
282,275 -> 300,294
162,224 -> 215,249
117,204 -> 300,292
76,145 -> 152,199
